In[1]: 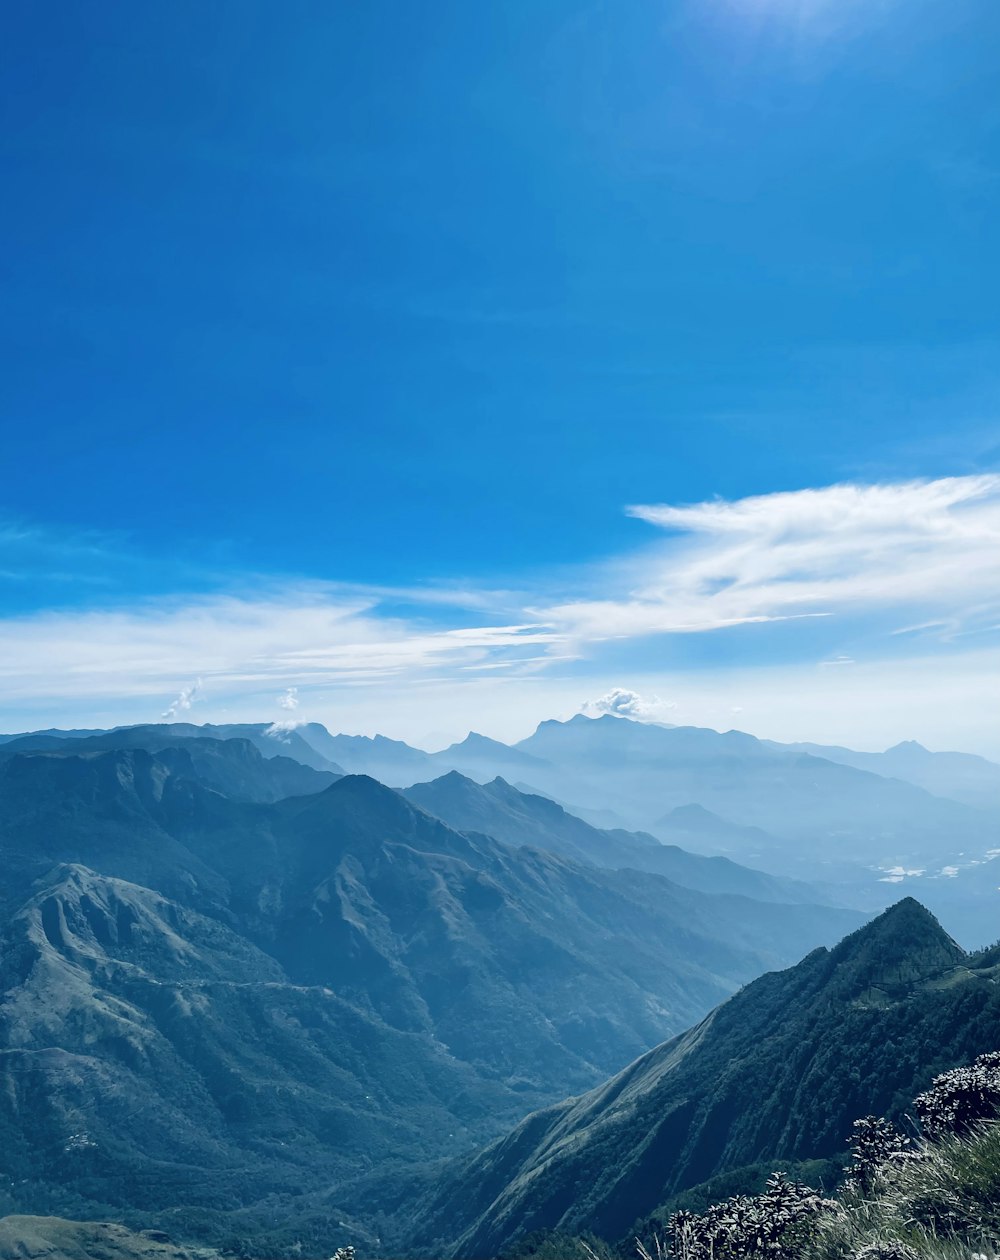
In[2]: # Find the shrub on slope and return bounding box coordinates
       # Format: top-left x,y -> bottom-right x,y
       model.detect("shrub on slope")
651,1052 -> 1000,1260
809,1120 -> 1000,1260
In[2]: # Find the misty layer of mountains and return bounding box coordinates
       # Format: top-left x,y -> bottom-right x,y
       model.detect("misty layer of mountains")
6,713 -> 999,939
0,714 -> 997,1256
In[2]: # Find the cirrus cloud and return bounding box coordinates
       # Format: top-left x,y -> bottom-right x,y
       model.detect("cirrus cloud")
540,475 -> 1000,642
0,476 -> 998,745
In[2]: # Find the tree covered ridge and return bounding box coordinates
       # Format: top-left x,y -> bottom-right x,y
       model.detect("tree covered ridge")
417,899 -> 1000,1259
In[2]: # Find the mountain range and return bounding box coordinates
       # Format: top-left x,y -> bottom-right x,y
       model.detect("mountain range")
0,728 -> 864,1254
403,772 -> 824,905
0,714 -> 997,1256
330,714 -> 1000,947
765,737 -> 1000,812
46,712 -> 999,944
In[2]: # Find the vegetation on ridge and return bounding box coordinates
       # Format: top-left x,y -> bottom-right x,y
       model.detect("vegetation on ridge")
413,899 -> 1000,1258
634,1052 -> 1000,1260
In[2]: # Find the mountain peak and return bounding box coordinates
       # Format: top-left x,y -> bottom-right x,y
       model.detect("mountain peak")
828,897 -> 965,996
430,769 -> 478,788
449,732 -> 510,751
660,803 -> 725,830
327,771 -> 401,799
442,733 -> 547,769
521,712 -> 636,745
530,713 -> 620,735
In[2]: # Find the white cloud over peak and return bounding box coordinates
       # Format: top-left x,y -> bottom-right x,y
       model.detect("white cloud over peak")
582,688 -> 676,721
277,686 -> 299,711
161,678 -> 203,720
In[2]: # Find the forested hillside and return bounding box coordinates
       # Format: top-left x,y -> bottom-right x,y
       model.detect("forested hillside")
411,900 -> 1000,1258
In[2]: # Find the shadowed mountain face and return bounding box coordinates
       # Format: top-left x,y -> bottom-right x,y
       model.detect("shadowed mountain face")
0,731 -> 340,804
262,778 -> 863,1077
0,740 -> 864,1251
0,723 -> 343,779
0,747 -> 232,912
411,899 -> 1000,1258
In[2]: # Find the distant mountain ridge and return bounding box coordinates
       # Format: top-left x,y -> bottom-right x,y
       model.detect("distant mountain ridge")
0,722 -> 344,776
0,730 -> 340,802
510,715 -> 995,857
7,714 -> 998,943
765,737 -> 1000,812
6,715 -> 994,826
403,772 -> 827,905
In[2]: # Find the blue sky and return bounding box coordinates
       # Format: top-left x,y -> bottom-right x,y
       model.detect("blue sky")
2,0 -> 999,751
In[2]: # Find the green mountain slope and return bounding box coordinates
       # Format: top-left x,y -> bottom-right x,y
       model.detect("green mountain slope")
0,864 -> 513,1242
0,743 -> 863,1252
0,1215 -> 220,1259
411,899 -> 1000,1258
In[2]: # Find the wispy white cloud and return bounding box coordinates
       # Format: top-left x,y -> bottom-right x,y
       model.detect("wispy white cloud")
161,678 -> 203,720
541,476 -> 1000,643
1,476 -> 998,752
0,520 -> 128,587
0,590 -> 560,716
